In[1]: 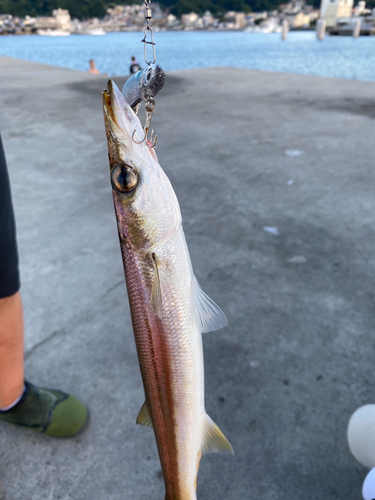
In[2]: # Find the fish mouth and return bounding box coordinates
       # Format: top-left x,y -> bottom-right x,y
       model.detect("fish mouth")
103,87 -> 114,120
103,79 -> 126,124
102,79 -> 143,146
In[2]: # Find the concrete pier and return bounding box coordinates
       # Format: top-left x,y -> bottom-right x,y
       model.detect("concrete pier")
1,55 -> 375,500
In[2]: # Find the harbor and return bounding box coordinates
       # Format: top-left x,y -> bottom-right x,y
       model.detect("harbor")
1,55 -> 375,499
3,30 -> 375,81
1,0 -> 375,36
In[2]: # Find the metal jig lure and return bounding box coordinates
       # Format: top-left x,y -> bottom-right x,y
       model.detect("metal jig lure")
132,0 -> 160,149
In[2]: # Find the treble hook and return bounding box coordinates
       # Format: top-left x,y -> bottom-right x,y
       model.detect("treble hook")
150,130 -> 158,147
132,97 -> 157,148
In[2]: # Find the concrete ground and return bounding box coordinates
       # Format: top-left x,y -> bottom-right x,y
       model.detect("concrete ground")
0,54 -> 374,500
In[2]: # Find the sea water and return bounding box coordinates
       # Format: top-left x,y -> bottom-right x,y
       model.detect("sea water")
1,31 -> 375,81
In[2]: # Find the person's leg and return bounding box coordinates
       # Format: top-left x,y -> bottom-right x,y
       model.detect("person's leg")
0,291 -> 24,409
0,132 -> 23,409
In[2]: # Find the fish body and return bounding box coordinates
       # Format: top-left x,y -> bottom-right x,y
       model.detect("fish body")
103,80 -> 232,499
122,63 -> 165,108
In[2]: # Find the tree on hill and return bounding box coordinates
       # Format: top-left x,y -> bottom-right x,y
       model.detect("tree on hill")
0,0 -> 316,20
64,0 -> 107,19
0,0 -> 107,19
165,0 -> 279,16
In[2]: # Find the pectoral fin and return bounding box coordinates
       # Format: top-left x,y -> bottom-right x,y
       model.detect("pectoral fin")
151,253 -> 163,319
136,401 -> 153,428
202,414 -> 233,454
192,277 -> 228,333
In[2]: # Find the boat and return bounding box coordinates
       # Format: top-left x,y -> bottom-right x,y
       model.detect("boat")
37,29 -> 70,36
330,17 -> 375,35
83,28 -> 106,35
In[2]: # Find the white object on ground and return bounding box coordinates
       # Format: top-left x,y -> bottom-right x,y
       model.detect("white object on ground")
263,226 -> 279,235
362,468 -> 375,500
287,179 -> 294,185
287,255 -> 307,264
285,150 -> 305,157
348,405 -> 375,469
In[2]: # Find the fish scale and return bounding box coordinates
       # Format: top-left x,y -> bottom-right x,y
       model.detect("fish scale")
122,237 -> 198,498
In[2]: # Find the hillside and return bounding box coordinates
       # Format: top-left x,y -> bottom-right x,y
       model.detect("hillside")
0,0 -> 108,19
0,0 -> 321,20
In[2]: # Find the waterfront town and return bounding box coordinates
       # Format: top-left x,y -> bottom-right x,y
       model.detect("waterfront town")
0,0 -> 374,36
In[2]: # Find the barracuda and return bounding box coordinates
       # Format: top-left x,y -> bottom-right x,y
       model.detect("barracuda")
102,79 -> 233,500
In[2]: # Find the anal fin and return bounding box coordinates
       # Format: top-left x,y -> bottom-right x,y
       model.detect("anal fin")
202,414 -> 233,454
136,401 -> 153,428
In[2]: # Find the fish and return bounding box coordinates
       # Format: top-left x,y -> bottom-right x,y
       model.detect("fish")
122,63 -> 165,109
102,79 -> 233,500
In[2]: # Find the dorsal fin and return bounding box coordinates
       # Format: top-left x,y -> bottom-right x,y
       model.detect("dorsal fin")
150,253 -> 163,319
136,401 -> 153,427
201,414 -> 233,454
192,277 -> 228,333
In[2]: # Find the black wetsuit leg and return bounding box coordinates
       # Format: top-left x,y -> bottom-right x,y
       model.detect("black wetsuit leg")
0,134 -> 20,298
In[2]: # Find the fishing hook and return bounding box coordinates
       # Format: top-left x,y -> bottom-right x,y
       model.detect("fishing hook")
132,97 -> 157,148
132,129 -> 158,149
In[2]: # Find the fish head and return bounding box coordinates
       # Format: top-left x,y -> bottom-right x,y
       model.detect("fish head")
103,79 -> 181,254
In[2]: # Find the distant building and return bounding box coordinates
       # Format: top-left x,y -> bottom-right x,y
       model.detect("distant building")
108,5 -> 126,15
281,0 -> 307,14
235,12 -> 246,28
53,8 -> 71,31
320,0 -> 353,27
167,13 -> 178,27
285,11 -> 311,26
34,16 -> 56,29
34,8 -> 71,32
23,15 -> 36,27
308,9 -> 321,21
353,0 -> 371,15
224,11 -> 246,28
202,10 -> 215,27
181,12 -> 199,27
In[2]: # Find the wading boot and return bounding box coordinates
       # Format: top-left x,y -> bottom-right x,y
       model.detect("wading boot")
0,381 -> 89,437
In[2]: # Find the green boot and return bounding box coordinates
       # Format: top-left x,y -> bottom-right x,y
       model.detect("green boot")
0,381 -> 89,438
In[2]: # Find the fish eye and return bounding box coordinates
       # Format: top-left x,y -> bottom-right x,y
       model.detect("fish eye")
111,164 -> 138,194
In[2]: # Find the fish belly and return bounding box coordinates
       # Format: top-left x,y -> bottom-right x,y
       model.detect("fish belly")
121,228 -> 205,500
